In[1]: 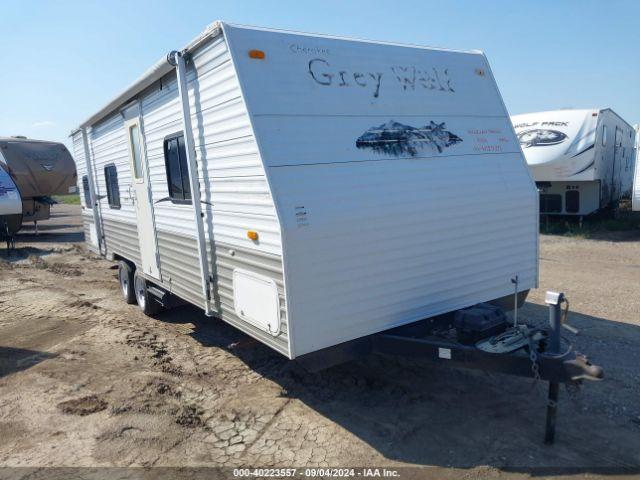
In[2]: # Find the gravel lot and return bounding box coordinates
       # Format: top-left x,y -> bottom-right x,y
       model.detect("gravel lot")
0,204 -> 639,477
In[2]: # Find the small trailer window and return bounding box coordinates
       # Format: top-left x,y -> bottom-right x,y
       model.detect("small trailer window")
163,133 -> 191,203
129,124 -> 143,179
82,175 -> 91,208
601,125 -> 607,146
104,164 -> 121,209
540,194 -> 562,213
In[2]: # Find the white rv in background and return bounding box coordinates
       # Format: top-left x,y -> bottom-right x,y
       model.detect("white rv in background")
0,162 -> 22,244
511,109 -> 635,216
633,125 -> 640,211
71,22 -> 538,360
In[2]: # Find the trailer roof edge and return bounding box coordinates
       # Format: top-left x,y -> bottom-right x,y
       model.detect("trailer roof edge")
75,21 -> 223,131
74,21 -> 490,132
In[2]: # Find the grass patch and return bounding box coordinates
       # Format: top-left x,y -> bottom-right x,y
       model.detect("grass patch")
540,213 -> 640,238
52,194 -> 81,205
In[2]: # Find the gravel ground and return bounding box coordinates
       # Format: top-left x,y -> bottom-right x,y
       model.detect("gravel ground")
0,204 -> 639,478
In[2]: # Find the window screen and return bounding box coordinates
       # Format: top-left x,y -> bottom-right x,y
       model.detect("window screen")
129,123 -> 143,179
540,194 -> 562,213
104,164 -> 121,209
163,133 -> 192,203
565,190 -> 579,213
82,175 -> 91,208
602,125 -> 607,146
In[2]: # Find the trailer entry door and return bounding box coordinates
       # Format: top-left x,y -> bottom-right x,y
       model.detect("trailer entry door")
124,111 -> 160,279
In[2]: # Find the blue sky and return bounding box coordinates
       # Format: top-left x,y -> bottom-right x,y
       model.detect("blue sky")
1,0 -> 638,147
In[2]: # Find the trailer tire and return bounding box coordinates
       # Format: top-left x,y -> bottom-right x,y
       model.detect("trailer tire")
118,261 -> 136,304
133,271 -> 162,316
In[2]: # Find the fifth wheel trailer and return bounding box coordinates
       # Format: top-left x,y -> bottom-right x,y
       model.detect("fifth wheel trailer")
70,21 -> 541,360
511,109 -> 635,216
0,136 -> 77,228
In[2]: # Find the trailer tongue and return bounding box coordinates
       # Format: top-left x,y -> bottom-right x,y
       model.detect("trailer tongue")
376,291 -> 602,445
299,290 -> 603,445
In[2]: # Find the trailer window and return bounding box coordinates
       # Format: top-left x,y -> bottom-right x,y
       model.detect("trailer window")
565,190 -> 579,213
539,194 -> 562,213
129,124 -> 143,180
82,175 -> 91,208
601,125 -> 607,146
104,164 -> 121,209
163,133 -> 191,203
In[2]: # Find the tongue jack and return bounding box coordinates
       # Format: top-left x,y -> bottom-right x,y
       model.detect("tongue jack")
511,275 -> 519,327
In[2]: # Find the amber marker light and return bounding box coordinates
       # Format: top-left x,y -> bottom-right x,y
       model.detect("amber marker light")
248,50 -> 265,59
247,230 -> 259,241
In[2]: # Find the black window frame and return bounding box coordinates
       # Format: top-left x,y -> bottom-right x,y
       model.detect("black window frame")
104,164 -> 121,209
82,175 -> 91,208
539,193 -> 562,213
162,132 -> 192,204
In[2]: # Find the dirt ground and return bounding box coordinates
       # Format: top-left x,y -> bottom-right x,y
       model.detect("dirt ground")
0,204 -> 639,478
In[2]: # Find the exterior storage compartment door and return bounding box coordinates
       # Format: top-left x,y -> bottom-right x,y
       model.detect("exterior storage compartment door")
233,269 -> 280,335
565,190 -> 580,213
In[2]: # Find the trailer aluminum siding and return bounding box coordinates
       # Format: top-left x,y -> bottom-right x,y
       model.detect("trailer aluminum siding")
71,22 -> 538,359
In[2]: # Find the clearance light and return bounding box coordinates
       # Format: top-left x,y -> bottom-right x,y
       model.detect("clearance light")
247,230 -> 259,241
249,50 -> 265,59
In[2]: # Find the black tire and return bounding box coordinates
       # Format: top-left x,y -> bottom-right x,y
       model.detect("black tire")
118,261 -> 136,304
133,271 -> 162,316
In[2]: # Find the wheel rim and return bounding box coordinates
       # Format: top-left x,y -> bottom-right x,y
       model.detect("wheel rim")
119,268 -> 129,298
134,276 -> 146,310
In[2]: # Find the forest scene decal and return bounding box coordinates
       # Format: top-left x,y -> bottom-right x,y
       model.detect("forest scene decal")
355,120 -> 462,157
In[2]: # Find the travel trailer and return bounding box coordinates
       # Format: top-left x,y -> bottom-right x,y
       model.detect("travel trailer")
0,137 -> 77,229
511,109 -> 635,216
0,162 -> 22,247
71,21 -> 539,360
633,125 -> 640,211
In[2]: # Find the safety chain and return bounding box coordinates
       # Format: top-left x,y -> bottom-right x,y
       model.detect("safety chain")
527,328 -> 542,391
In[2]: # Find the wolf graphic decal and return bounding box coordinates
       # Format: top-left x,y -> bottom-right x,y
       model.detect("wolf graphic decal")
355,120 -> 462,157
517,129 -> 567,148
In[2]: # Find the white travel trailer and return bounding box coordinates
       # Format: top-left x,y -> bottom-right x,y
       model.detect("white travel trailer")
71,22 -> 538,360
633,125 -> 640,211
511,109 -> 635,216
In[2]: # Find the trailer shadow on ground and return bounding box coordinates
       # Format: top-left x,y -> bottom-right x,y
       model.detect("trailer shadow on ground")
12,206 -> 85,245
152,302 -> 640,474
16,229 -> 84,244
0,347 -> 56,378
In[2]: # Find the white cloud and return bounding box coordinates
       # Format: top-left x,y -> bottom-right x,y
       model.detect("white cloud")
32,120 -> 56,128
